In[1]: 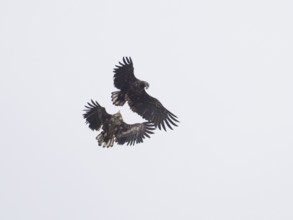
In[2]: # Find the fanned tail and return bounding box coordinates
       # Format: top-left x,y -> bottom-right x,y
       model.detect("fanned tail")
111,91 -> 127,106
96,131 -> 115,148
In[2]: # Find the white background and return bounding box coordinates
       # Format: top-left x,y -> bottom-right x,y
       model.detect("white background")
1,0 -> 292,219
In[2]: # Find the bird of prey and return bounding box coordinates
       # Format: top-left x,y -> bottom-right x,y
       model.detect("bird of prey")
111,57 -> 179,131
83,100 -> 155,147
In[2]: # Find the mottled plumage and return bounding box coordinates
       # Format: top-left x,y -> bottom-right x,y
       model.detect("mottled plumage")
83,100 -> 155,147
111,57 -> 179,131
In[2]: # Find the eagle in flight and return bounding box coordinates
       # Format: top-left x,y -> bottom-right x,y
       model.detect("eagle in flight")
111,57 -> 179,131
83,100 -> 155,147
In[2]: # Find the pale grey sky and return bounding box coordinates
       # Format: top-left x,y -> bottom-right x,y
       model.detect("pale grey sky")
1,0 -> 293,219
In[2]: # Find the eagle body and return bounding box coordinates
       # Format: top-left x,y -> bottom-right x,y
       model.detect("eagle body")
111,57 -> 179,131
83,100 -> 154,147
96,112 -> 122,147
112,79 -> 147,104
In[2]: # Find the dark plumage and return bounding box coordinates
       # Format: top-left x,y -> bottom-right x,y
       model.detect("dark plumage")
83,100 -> 155,147
111,57 -> 179,131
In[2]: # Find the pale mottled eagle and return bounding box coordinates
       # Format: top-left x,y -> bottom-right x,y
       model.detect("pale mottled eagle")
83,100 -> 155,147
111,57 -> 179,131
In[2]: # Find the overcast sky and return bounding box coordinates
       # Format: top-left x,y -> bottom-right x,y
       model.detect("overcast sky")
1,0 -> 293,219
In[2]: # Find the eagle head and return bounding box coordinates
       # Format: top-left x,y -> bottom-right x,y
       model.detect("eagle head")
143,81 -> 149,89
114,111 -> 123,120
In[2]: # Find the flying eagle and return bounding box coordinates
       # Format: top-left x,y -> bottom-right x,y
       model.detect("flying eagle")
83,100 -> 155,147
111,57 -> 179,131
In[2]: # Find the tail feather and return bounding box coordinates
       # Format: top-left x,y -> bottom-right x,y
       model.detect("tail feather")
111,91 -> 127,106
96,132 -> 115,148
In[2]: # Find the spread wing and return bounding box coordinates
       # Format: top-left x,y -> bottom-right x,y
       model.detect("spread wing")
113,57 -> 137,90
128,92 -> 179,131
83,100 -> 111,131
116,122 -> 155,146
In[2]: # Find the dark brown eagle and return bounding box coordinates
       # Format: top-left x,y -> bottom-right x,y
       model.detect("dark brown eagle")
83,100 -> 155,147
111,57 -> 179,131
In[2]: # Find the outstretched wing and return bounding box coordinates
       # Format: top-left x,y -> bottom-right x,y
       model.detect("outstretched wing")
113,57 -> 137,90
83,100 -> 111,131
116,122 -> 155,146
128,92 -> 179,131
